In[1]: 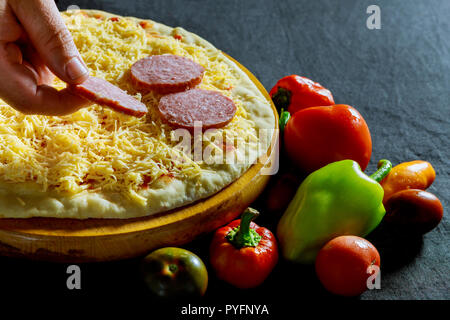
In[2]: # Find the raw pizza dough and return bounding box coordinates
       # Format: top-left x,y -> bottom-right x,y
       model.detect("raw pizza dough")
0,10 -> 275,219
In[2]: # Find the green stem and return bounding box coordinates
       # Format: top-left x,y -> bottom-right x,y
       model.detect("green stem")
226,208 -> 262,249
279,108 -> 291,132
369,159 -> 392,182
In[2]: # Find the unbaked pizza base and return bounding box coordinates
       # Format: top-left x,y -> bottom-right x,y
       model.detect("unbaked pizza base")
0,10 -> 275,219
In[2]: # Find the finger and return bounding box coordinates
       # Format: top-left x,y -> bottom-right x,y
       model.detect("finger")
0,42 -> 89,116
38,65 -> 55,85
9,0 -> 89,84
0,1 -> 22,42
5,40 -> 44,88
20,42 -> 55,85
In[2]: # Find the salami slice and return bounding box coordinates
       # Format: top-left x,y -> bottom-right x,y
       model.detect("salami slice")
157,89 -> 236,130
70,76 -> 148,117
130,55 -> 205,94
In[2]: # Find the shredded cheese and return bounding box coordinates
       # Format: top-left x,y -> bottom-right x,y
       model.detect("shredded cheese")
0,12 -> 258,205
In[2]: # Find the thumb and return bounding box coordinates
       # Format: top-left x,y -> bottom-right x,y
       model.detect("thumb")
9,0 -> 89,84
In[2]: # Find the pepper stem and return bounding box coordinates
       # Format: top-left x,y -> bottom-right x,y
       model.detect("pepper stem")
369,159 -> 392,182
226,208 -> 262,249
272,87 -> 292,112
279,108 -> 291,132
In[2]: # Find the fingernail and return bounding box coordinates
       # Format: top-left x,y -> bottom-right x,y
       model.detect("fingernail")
65,56 -> 88,81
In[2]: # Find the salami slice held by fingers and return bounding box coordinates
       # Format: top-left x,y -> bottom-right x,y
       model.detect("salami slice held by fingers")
131,55 -> 205,94
157,89 -> 237,130
70,76 -> 148,117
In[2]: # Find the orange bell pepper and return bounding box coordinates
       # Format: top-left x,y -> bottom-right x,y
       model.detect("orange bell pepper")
380,160 -> 435,203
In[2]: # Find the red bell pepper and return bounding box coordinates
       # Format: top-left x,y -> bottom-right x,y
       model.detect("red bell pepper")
269,75 -> 334,115
282,104 -> 372,173
209,208 -> 278,289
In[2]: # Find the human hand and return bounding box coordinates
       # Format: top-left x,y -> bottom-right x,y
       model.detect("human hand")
0,0 -> 89,115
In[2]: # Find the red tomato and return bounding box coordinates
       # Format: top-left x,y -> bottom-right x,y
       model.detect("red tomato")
315,236 -> 380,296
385,189 -> 443,235
284,104 -> 372,173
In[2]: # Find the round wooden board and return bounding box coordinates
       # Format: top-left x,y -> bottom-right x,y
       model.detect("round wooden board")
0,54 -> 279,262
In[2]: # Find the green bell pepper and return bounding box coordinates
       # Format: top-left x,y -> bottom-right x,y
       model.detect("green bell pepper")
276,159 -> 392,264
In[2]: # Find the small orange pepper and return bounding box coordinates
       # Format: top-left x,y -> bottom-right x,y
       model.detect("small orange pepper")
380,160 -> 435,203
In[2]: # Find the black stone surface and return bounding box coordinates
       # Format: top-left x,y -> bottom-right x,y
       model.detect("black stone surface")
0,0 -> 448,307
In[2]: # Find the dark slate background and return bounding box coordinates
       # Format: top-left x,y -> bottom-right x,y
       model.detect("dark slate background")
0,0 -> 448,309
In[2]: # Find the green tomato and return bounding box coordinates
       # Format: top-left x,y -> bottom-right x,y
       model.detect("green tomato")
140,247 -> 208,298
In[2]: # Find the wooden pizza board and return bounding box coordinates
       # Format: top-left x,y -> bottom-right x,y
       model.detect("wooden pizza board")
0,54 -> 279,262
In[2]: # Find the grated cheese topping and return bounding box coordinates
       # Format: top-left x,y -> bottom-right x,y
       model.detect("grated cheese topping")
0,12 -> 259,205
